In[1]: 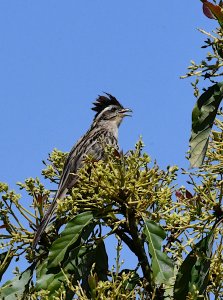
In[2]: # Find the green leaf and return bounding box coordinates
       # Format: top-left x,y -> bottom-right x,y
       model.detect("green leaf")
0,249 -> 14,281
36,222 -> 96,298
189,82 -> 223,168
36,245 -> 96,299
95,240 -> 108,281
174,230 -> 214,300
143,219 -> 174,285
81,240 -> 109,295
0,265 -> 33,299
36,248 -> 79,293
48,211 -> 94,269
36,259 -> 72,297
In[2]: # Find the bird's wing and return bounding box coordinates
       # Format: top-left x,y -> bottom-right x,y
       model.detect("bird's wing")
32,128 -> 118,248
57,127 -> 117,191
32,129 -> 92,248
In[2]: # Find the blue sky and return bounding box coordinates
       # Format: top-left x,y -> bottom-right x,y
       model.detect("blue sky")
0,0 -> 216,289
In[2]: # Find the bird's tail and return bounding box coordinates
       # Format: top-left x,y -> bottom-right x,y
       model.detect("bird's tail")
32,189 -> 67,249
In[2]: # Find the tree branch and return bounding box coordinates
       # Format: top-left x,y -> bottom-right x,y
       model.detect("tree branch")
127,210 -> 153,296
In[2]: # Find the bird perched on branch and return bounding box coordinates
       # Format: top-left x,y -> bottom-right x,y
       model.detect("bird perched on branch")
33,93 -> 132,248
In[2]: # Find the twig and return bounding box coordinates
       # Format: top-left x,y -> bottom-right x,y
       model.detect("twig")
3,199 -> 25,229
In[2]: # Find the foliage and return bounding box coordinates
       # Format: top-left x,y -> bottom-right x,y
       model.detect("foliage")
0,1 -> 223,299
0,135 -> 222,299
189,82 -> 223,167
180,2 -> 223,167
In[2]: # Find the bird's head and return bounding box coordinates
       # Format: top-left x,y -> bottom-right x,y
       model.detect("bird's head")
92,93 -> 132,127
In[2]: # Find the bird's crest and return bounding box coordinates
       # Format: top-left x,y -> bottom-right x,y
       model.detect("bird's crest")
92,93 -> 123,118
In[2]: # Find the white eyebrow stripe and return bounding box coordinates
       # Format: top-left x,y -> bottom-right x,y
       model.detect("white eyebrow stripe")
94,105 -> 116,121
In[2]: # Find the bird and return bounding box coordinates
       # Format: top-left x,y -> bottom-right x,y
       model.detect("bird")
32,93 -> 132,248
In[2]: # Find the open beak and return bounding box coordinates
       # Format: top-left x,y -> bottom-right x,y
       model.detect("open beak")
119,108 -> 132,117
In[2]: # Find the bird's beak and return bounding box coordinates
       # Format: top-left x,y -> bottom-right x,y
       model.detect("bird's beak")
119,108 -> 132,117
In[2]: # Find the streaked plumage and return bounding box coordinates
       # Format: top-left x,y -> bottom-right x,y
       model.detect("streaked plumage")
32,93 -> 131,248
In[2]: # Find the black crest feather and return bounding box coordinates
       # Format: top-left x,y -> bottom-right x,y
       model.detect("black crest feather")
92,93 -> 123,118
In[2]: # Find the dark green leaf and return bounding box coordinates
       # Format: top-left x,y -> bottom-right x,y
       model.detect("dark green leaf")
122,270 -> 140,291
0,265 -> 33,300
36,247 -> 82,294
36,259 -> 57,292
143,219 -> 174,285
36,245 -> 96,299
189,231 -> 214,297
174,230 -> 214,300
80,240 -> 108,295
95,240 -> 108,281
48,211 -> 94,269
0,249 -> 14,281
189,82 -> 223,168
36,222 -> 96,299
